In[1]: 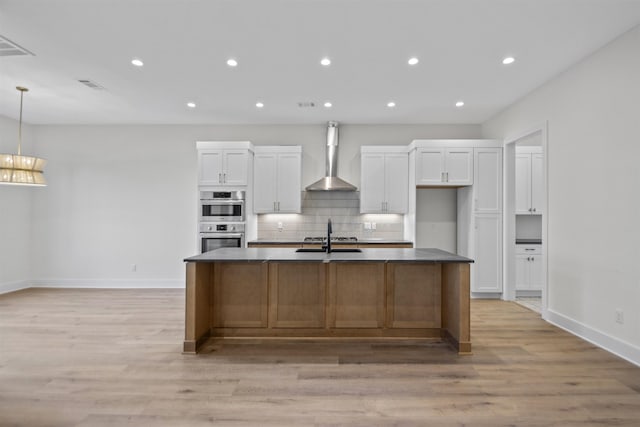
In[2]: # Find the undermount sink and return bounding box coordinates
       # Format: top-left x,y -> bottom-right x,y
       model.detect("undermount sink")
295,248 -> 362,253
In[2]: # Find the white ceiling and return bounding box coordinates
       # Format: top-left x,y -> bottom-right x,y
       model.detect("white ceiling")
1,0 -> 639,125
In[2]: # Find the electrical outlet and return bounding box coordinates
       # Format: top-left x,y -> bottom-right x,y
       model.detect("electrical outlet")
371,222 -> 377,230
615,309 -> 624,324
277,222 -> 283,231
364,222 -> 371,230
131,264 -> 137,272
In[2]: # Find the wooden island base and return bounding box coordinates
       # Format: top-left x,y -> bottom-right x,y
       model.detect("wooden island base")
184,261 -> 470,355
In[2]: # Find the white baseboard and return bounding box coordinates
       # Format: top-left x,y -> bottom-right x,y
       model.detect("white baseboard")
516,290 -> 542,297
547,308 -> 640,368
0,280 -> 31,295
471,292 -> 502,299
29,279 -> 185,289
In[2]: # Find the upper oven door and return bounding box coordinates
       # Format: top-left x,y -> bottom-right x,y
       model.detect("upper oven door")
200,200 -> 244,222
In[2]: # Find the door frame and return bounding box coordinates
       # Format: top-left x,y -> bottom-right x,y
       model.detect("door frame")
502,122 -> 549,320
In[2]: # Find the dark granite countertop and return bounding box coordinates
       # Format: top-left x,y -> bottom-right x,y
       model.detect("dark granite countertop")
516,239 -> 542,245
248,239 -> 413,245
184,248 -> 473,263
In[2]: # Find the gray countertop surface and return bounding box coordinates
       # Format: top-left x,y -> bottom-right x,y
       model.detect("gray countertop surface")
184,247 -> 473,263
515,239 -> 542,245
247,239 -> 413,245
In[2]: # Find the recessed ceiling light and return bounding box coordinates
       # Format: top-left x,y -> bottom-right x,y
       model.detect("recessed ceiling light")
408,57 -> 419,65
131,58 -> 144,67
455,101 -> 465,107
387,101 -> 396,108
502,56 -> 515,65
324,102 -> 332,108
256,102 -> 264,108
187,102 -> 196,108
320,57 -> 331,66
227,58 -> 238,67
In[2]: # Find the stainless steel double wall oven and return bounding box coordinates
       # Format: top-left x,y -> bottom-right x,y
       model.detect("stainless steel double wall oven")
199,190 -> 245,253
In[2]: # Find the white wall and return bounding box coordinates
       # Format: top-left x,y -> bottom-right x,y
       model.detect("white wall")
0,115 -> 35,293
415,188 -> 457,252
24,123 -> 480,287
483,25 -> 640,364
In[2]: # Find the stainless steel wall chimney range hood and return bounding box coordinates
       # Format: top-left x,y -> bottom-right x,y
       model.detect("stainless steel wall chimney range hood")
305,121 -> 357,191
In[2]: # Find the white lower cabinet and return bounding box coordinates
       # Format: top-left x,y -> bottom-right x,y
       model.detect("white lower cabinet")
471,214 -> 502,293
516,245 -> 543,290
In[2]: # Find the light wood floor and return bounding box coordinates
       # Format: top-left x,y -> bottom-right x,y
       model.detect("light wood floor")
1,288 -> 640,426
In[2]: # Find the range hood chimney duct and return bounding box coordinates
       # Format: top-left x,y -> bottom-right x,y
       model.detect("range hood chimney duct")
305,121 -> 357,191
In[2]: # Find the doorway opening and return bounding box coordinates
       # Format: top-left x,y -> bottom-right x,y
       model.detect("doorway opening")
503,124 -> 548,319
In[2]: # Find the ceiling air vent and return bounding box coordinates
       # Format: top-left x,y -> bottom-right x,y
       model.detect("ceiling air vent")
78,79 -> 105,90
0,35 -> 35,57
297,101 -> 316,108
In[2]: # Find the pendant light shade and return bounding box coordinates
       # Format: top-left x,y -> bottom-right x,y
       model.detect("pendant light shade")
0,87 -> 47,186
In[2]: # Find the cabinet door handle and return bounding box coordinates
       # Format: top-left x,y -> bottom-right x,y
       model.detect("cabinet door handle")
277,201 -> 280,211
527,257 -> 531,261
219,173 -> 222,183
441,172 -> 445,182
533,207 -> 537,212
525,248 -> 535,251
445,172 -> 449,182
223,173 -> 227,183
273,201 -> 276,211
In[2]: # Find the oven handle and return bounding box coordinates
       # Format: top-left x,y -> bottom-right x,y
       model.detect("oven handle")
199,233 -> 244,238
200,199 -> 245,204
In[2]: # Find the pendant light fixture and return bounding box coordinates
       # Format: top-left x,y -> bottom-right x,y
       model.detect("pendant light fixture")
0,86 -> 46,186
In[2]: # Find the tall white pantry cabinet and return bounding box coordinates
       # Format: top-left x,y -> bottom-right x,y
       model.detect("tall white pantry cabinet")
462,148 -> 503,294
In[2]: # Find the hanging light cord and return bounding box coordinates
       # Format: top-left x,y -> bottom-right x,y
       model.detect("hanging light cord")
17,86 -> 27,157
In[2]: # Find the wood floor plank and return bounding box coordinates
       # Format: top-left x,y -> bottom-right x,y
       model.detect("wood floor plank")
1,288 -> 640,426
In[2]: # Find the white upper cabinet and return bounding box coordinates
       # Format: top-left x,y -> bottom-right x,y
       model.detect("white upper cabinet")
515,147 -> 544,215
416,148 -> 473,186
360,147 -> 408,214
253,147 -> 301,213
197,142 -> 252,187
530,153 -> 544,215
222,150 -> 249,186
473,148 -> 502,214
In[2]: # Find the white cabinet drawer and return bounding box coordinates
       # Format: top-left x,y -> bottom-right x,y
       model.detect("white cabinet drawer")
516,245 -> 542,255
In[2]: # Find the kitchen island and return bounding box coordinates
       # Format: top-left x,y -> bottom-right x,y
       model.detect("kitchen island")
183,248 -> 473,354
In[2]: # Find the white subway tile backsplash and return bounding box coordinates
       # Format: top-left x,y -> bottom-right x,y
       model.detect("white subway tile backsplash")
257,191 -> 404,240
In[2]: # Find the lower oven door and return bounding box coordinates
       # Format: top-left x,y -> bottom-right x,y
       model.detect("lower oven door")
200,233 -> 245,253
